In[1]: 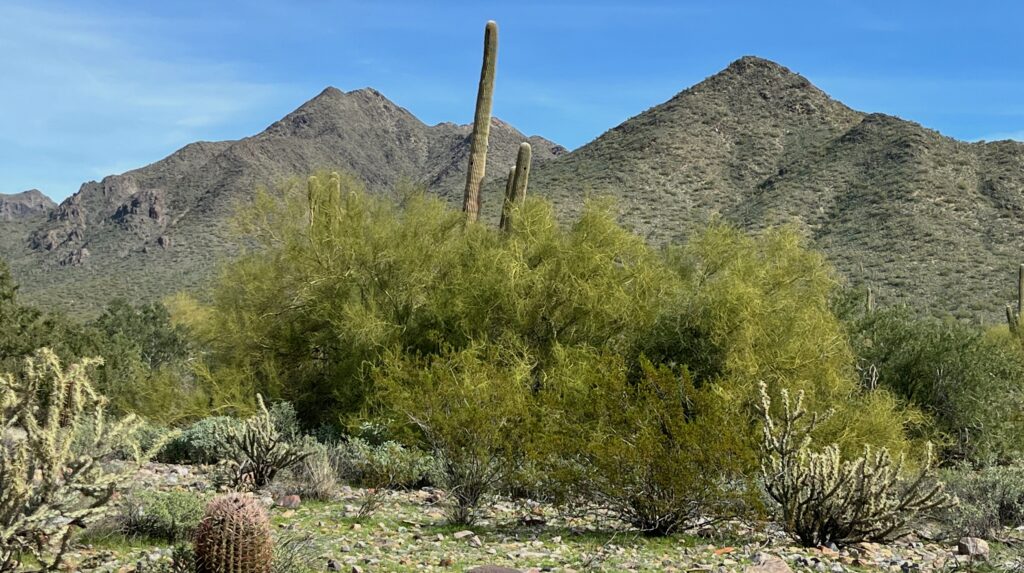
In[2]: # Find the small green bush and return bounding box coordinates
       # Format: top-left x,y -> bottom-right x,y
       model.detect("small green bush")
847,308 -> 1024,465
540,353 -> 758,536
331,438 -> 436,489
939,464 -> 1024,538
377,344 -> 534,525
118,490 -> 206,543
158,416 -> 241,465
291,442 -> 338,501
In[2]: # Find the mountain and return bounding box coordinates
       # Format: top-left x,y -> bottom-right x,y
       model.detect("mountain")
7,58 -> 1024,321
0,190 -> 55,221
0,87 -> 565,316
522,56 -> 1024,321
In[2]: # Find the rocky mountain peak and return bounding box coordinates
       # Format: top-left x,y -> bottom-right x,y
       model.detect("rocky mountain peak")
0,189 -> 56,221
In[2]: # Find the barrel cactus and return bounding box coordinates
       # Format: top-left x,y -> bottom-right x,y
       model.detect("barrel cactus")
194,494 -> 273,573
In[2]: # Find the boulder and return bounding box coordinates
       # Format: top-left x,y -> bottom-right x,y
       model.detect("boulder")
957,536 -> 990,558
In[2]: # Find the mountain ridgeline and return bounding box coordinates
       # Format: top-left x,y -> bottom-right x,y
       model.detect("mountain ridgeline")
4,57 -> 1024,320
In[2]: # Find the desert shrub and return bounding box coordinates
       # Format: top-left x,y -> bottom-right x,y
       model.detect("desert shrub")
158,416 -> 241,465
377,343 -> 535,525
536,350 -> 758,535
0,349 -> 162,572
271,533 -> 319,573
938,464 -> 1024,538
117,489 -> 206,543
220,395 -> 311,490
758,383 -> 952,546
847,308 -> 1024,465
291,442 -> 338,501
331,438 -> 436,489
268,401 -> 301,443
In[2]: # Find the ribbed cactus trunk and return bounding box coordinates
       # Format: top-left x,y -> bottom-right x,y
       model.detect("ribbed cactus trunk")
500,142 -> 532,232
462,20 -> 498,223
194,494 -> 272,573
499,166 -> 516,232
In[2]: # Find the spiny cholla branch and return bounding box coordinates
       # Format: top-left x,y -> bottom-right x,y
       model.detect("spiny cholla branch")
220,395 -> 311,490
757,382 -> 953,546
1,349 -> 168,572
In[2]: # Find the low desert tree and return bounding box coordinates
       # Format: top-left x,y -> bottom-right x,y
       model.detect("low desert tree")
193,172 -> 916,525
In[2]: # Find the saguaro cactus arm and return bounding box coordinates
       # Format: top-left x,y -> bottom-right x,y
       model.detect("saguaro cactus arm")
462,20 -> 498,223
500,142 -> 532,232
499,166 -> 516,232
510,142 -> 532,203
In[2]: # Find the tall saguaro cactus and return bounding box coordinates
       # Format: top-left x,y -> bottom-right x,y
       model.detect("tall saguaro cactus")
500,142 -> 532,232
462,20 -> 498,223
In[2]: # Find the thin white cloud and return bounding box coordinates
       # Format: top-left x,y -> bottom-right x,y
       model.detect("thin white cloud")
0,2 -> 300,199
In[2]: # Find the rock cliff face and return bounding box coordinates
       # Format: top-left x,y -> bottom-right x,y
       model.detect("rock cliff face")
0,189 -> 55,221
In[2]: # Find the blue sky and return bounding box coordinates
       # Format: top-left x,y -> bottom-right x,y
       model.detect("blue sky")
3,0 -> 1023,201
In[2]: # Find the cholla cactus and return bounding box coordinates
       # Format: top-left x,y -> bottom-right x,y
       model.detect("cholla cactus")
194,493 -> 272,573
0,349 -> 161,572
757,382 -> 951,546
220,394 -> 310,489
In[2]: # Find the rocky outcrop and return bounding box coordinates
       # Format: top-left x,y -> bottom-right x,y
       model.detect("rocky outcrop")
0,189 -> 55,221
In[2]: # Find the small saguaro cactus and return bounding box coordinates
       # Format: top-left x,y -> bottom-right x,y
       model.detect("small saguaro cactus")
194,494 -> 272,573
462,20 -> 498,223
500,142 -> 532,232
1007,264 -> 1024,334
499,166 -> 516,231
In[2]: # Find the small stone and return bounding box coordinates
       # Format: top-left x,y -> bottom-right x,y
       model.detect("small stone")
326,559 -> 341,571
957,537 -> 989,558
747,554 -> 794,573
469,535 -> 483,548
350,566 -> 363,573
454,530 -> 475,539
466,567 -> 521,573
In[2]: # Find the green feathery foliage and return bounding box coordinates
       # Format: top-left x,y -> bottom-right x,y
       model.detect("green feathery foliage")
0,349 -> 166,572
758,382 -> 952,547
194,493 -> 272,573
462,20 -> 498,222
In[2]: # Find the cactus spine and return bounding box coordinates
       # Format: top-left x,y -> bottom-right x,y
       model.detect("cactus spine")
500,142 -> 532,232
462,20 -> 498,223
194,494 -> 272,573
